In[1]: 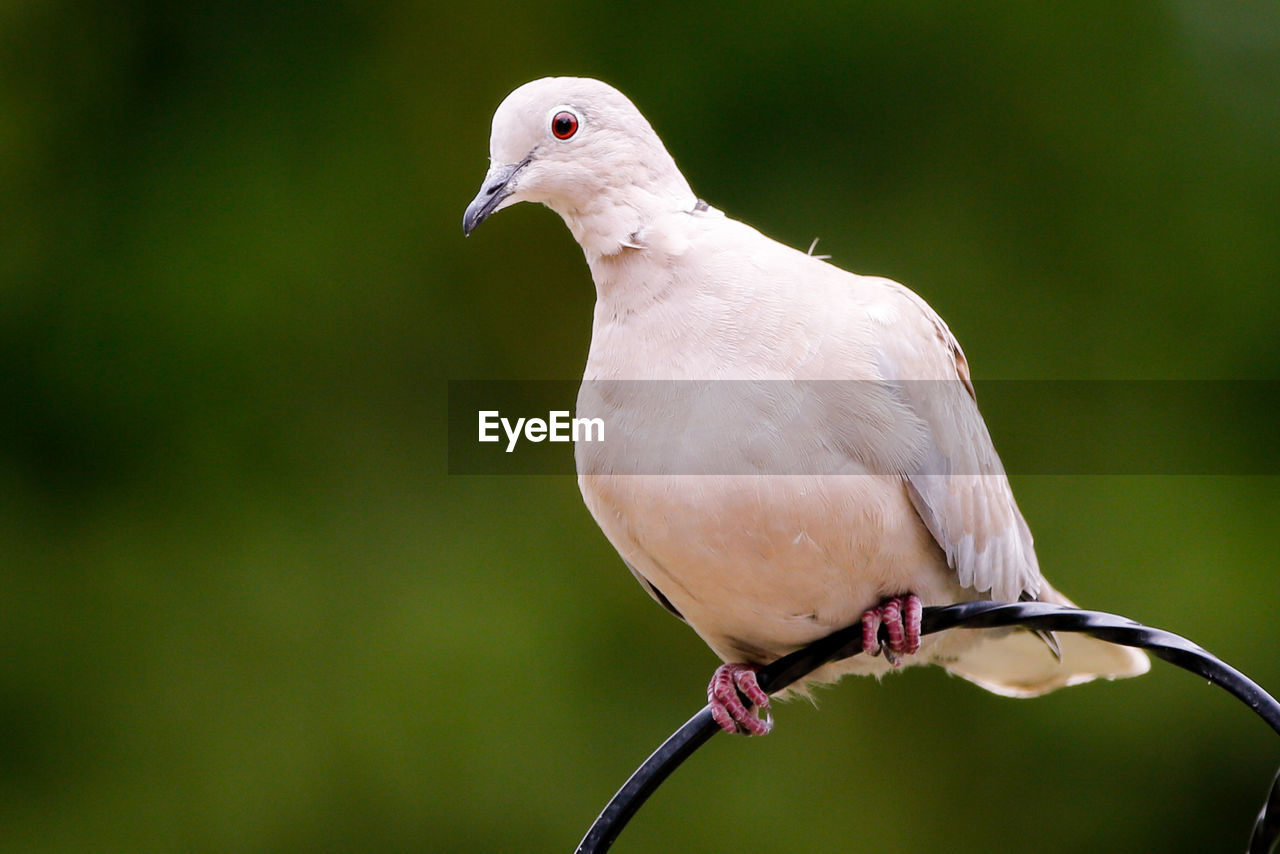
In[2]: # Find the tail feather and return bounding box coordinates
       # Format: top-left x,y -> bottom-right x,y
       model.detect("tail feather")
944,585 -> 1150,698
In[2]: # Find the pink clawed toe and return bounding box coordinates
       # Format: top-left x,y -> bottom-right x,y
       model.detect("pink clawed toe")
861,594 -> 922,664
707,663 -> 773,736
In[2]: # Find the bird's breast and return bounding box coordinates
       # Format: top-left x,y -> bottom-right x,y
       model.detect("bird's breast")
577,470 -> 960,663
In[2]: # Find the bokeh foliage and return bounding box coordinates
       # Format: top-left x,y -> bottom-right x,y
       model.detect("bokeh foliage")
3,1 -> 1279,851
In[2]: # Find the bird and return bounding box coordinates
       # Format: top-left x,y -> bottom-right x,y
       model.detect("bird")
463,77 -> 1149,735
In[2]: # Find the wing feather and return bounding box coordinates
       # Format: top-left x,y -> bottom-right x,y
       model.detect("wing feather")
866,280 -> 1043,603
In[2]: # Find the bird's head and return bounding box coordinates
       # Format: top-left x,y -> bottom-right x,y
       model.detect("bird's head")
463,77 -> 696,256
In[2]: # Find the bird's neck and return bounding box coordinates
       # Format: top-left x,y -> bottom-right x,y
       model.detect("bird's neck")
576,200 -> 705,309
578,205 -> 718,381
552,178 -> 697,261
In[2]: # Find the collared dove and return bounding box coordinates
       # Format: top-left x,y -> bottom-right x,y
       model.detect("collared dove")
464,77 -> 1148,735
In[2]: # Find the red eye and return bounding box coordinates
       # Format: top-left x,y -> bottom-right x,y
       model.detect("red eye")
552,111 -> 579,139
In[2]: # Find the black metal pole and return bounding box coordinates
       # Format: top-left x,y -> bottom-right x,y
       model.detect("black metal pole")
575,602 -> 1280,854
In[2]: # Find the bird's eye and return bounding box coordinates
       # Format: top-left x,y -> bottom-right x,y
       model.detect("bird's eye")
552,111 -> 579,140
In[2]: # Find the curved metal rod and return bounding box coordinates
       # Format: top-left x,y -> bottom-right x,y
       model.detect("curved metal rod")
575,601 -> 1280,854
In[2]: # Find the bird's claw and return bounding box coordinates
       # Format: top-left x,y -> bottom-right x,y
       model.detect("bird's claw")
707,663 -> 773,736
861,594 -> 922,664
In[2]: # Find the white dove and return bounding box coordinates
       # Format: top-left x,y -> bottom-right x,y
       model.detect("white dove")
464,77 -> 1148,735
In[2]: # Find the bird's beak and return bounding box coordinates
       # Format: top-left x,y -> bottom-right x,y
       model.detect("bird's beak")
463,159 -> 527,236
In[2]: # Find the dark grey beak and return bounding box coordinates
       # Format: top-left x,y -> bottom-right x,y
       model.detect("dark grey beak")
463,160 -> 526,236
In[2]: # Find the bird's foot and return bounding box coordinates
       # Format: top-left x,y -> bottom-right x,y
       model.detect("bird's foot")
861,594 -> 922,665
707,663 -> 773,736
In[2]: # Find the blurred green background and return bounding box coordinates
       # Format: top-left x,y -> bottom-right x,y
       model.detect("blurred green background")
3,1 -> 1279,851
